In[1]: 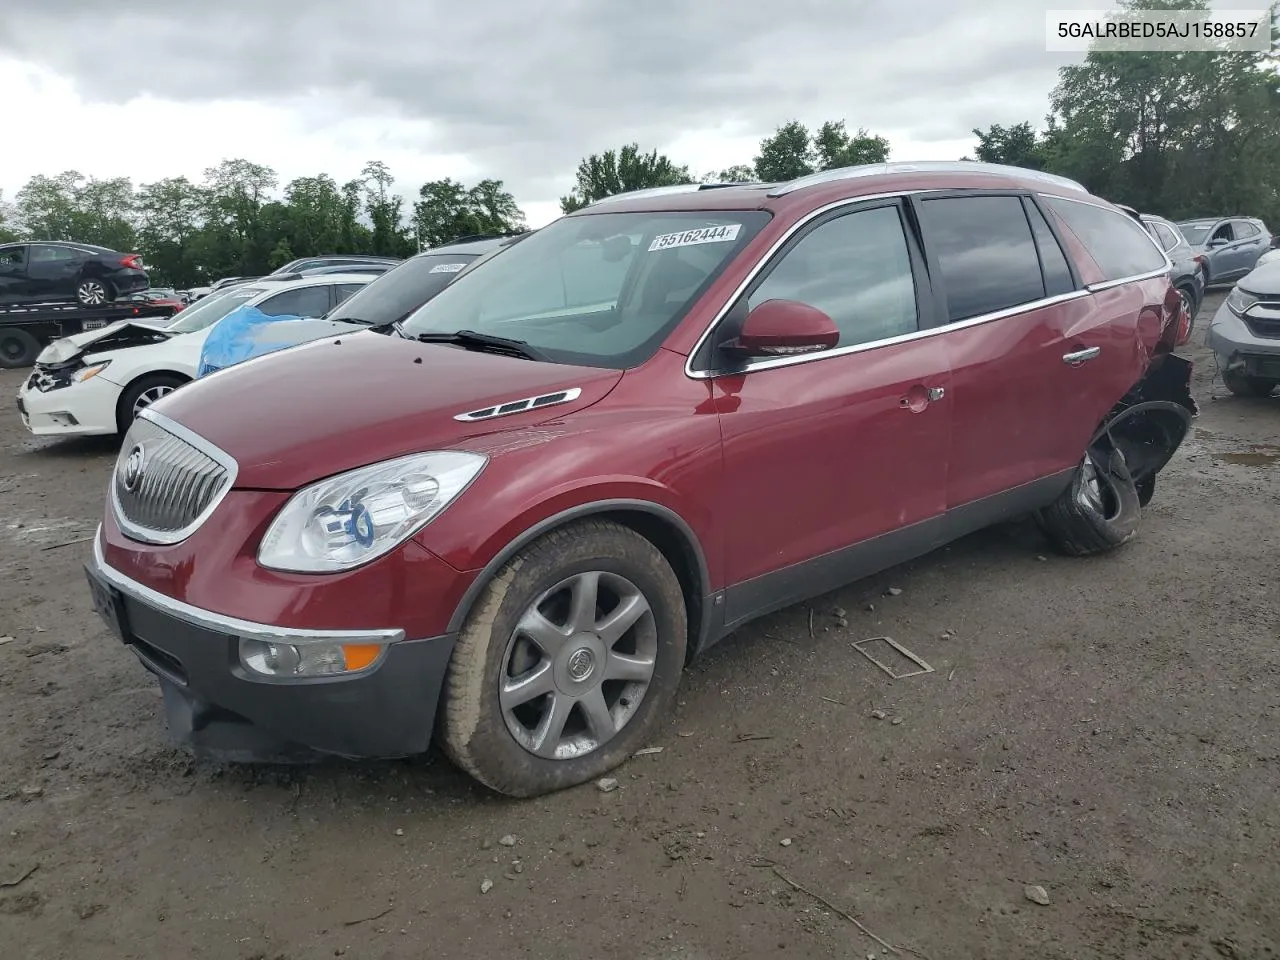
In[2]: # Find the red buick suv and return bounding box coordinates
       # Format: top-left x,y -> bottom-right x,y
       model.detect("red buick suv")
86,161 -> 1197,797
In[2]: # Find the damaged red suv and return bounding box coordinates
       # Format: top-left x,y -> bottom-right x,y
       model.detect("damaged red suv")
86,161 -> 1196,797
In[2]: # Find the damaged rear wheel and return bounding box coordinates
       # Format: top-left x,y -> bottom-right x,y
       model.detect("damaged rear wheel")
1037,446 -> 1142,557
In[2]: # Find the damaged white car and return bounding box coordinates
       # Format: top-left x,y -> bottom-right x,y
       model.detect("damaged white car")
16,273 -> 371,437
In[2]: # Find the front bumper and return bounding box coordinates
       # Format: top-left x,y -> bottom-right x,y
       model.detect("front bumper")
1206,300 -> 1280,377
86,530 -> 456,761
17,371 -> 123,437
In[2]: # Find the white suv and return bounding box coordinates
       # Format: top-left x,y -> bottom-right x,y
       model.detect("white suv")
16,273 -> 372,438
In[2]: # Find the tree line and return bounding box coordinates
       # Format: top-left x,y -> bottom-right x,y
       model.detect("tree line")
0,0 -> 1274,287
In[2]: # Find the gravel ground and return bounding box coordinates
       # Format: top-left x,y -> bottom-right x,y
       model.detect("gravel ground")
2,291 -> 1278,960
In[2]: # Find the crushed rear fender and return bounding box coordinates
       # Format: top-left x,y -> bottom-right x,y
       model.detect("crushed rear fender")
1090,353 -> 1198,483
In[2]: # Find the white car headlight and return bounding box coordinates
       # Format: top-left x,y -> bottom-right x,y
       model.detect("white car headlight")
257,451 -> 486,573
1225,287 -> 1260,317
73,361 -> 111,383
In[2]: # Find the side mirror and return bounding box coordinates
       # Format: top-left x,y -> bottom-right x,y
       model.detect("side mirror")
1208,237 -> 1228,248
722,299 -> 840,359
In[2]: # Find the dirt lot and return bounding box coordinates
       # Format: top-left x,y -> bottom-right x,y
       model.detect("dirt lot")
2,291 -> 1278,960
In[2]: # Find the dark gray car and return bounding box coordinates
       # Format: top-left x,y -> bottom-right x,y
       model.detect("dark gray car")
1139,214 -> 1206,322
1176,216 -> 1273,286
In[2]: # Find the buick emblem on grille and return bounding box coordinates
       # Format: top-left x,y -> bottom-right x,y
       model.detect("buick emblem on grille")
122,445 -> 146,492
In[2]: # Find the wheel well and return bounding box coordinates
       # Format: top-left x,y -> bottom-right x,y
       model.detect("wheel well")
114,370 -> 191,431
446,502 -> 711,661
594,509 -> 705,660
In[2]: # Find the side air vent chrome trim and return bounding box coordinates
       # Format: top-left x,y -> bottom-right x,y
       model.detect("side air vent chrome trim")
454,387 -> 584,422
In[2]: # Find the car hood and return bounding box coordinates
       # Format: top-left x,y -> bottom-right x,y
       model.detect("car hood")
153,330 -> 624,489
38,321 -> 175,365
1238,260 -> 1280,296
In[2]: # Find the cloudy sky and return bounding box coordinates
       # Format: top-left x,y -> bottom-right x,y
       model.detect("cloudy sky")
0,0 -> 1128,227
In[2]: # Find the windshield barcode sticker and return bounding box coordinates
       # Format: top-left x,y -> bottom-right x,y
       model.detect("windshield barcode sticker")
648,224 -> 741,252
429,262 -> 468,274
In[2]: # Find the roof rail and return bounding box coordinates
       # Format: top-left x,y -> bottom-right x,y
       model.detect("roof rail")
585,181 -> 761,208
766,161 -> 1088,197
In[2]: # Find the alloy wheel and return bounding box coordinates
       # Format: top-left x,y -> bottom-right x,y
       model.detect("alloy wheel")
78,280 -> 106,306
499,570 -> 658,760
1076,450 -> 1123,521
132,384 -> 174,417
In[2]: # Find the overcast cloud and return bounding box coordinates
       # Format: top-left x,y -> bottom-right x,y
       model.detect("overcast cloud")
0,0 -> 1113,225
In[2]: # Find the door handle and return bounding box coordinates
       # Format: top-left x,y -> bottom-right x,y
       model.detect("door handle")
1062,346 -> 1101,366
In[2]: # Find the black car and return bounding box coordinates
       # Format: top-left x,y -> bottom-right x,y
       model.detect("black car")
0,241 -> 149,307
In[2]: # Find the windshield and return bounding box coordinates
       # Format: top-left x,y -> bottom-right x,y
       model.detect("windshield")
1179,222 -> 1214,245
326,252 -> 481,326
399,211 -> 769,368
164,286 -> 266,333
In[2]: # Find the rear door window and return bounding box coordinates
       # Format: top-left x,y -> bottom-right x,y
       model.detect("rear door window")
915,195 -> 1046,322
1235,220 -> 1260,239
1025,201 -> 1076,297
1150,221 -> 1180,252
1042,197 -> 1167,281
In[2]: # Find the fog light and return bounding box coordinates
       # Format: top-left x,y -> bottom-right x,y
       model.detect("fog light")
238,638 -> 386,678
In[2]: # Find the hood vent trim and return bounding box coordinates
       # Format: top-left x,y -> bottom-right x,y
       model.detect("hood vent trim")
454,387 -> 584,422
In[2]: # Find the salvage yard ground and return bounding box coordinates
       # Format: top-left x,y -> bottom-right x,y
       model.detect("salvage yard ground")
2,291 -> 1278,960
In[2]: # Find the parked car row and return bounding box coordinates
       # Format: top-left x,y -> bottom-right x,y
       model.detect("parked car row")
16,237 -> 520,438
80,160 -> 1203,798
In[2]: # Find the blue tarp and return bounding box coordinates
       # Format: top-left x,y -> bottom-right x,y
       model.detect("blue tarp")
196,304 -> 306,378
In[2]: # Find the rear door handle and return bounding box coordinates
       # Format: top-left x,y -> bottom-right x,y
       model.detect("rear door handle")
1062,346 -> 1101,366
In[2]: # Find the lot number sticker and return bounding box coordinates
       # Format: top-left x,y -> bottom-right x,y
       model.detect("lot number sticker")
648,224 -> 741,252
429,262 -> 468,273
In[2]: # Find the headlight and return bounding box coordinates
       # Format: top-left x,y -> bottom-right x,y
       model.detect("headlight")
257,451 -> 486,573
1225,287 -> 1260,317
73,361 -> 111,382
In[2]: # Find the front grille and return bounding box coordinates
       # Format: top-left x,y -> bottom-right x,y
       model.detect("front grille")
1244,315 -> 1280,340
112,415 -> 235,544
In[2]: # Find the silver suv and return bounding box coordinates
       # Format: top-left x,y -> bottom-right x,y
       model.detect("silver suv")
1176,216 -> 1273,286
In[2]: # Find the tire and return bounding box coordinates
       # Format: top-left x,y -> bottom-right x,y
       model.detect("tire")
76,278 -> 113,307
1037,446 -> 1142,557
116,373 -> 187,433
0,328 -> 41,368
1176,284 -> 1199,325
1222,369 -> 1277,398
439,519 -> 687,797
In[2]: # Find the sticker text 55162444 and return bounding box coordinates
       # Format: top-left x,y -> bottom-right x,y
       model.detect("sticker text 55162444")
648,224 -> 742,252
429,262 -> 468,274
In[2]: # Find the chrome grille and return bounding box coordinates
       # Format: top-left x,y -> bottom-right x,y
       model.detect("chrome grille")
111,413 -> 237,545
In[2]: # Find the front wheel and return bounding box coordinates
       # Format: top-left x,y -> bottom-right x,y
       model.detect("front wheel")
116,373 -> 187,433
1037,446 -> 1142,556
439,519 -> 688,797
76,278 -> 112,306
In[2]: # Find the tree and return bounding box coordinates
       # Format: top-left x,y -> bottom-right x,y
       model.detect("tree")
753,121 -> 815,182
136,177 -> 206,285
559,144 -> 692,212
813,121 -> 890,170
413,177 -> 526,248
282,174 -> 346,256
702,165 -> 756,183
361,160 -> 412,257
965,122 -> 1045,169
14,171 -> 137,249
0,191 -> 19,243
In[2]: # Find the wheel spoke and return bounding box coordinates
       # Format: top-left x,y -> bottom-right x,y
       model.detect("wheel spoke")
500,662 -> 555,711
516,608 -> 569,657
565,571 -> 600,634
595,591 -> 649,647
605,651 -> 656,683
529,691 -> 573,758
579,687 -> 616,743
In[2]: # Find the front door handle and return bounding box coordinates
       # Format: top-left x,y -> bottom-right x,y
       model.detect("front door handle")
1062,346 -> 1101,366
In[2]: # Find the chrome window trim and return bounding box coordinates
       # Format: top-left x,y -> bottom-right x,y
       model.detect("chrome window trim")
111,408 -> 240,546
1036,192 -> 1174,277
91,529 -> 405,644
682,187 -> 1174,380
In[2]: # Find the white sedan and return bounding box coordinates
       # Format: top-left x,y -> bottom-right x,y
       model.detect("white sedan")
16,272 -> 371,438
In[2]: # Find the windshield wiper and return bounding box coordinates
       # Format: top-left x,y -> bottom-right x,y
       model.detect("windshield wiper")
410,329 -> 548,361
